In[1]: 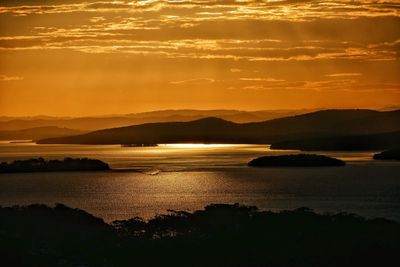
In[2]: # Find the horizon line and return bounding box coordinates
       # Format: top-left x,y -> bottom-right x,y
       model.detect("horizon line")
1,106 -> 398,119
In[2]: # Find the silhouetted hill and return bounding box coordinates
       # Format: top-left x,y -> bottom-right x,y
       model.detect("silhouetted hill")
373,149 -> 400,160
39,117 -> 242,144
250,109 -> 400,136
1,203 -> 399,267
0,126 -> 83,141
0,158 -> 110,173
38,110 -> 400,145
271,131 -> 400,151
0,109 -> 312,131
248,154 -> 345,167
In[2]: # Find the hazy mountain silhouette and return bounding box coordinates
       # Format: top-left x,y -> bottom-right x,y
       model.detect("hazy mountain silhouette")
0,109 -> 312,131
38,110 -> 400,146
249,109 -> 400,136
0,126 -> 83,141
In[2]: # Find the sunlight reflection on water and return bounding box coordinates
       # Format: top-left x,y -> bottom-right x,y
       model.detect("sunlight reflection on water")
0,142 -> 399,222
0,142 -> 383,171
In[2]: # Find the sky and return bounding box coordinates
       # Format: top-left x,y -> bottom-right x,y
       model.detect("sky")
0,0 -> 399,116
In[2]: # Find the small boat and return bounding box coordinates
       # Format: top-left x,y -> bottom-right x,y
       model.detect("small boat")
121,144 -> 158,147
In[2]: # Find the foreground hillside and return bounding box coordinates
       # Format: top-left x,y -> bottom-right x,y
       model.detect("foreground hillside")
1,203 -> 399,267
38,110 -> 400,146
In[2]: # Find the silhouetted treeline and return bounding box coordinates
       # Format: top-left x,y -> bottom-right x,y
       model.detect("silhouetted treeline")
1,203 -> 399,266
373,148 -> 400,160
0,157 -> 110,173
248,154 -> 345,167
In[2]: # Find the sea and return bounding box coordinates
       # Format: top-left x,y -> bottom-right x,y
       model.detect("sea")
0,142 -> 399,222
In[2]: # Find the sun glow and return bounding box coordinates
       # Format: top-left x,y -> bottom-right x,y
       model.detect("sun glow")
162,143 -> 245,148
1,0 -> 399,116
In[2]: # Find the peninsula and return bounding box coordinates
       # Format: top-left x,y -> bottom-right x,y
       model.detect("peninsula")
373,149 -> 400,160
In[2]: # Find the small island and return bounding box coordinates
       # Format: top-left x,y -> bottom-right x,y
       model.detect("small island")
248,154 -> 346,167
0,157 -> 110,173
373,148 -> 400,160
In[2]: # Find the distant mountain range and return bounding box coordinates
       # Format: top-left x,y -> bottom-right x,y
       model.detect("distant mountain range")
0,127 -> 83,141
0,109 -> 314,131
38,109 -> 400,150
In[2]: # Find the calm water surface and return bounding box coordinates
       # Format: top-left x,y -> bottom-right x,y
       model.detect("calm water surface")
0,142 -> 399,222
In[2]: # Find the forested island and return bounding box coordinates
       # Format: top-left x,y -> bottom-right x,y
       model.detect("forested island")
248,154 -> 346,167
0,158 -> 110,173
1,203 -> 398,267
373,149 -> 400,160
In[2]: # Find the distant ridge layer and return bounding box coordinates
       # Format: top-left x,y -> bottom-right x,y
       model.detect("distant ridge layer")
37,110 -> 400,147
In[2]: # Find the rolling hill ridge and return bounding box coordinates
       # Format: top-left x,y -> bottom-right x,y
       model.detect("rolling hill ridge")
38,110 -> 400,149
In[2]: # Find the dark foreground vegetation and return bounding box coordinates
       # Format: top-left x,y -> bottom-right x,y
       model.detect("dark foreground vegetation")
0,158 -> 110,173
249,154 -> 346,167
1,204 -> 398,267
373,148 -> 400,160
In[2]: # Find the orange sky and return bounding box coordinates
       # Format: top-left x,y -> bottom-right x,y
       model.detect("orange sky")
1,0 -> 399,116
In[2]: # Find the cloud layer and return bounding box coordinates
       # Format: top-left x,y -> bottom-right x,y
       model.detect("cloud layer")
0,0 -> 399,115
